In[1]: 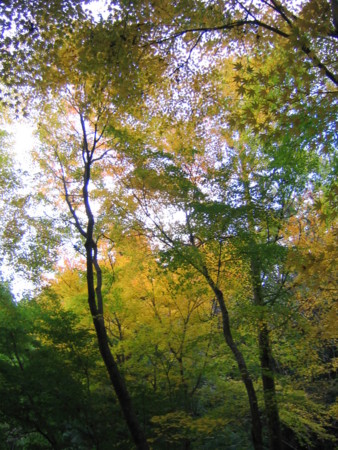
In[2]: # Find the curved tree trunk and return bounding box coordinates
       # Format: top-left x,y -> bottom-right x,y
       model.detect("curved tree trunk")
202,267 -> 264,450
61,112 -> 150,450
251,262 -> 283,450
85,240 -> 149,450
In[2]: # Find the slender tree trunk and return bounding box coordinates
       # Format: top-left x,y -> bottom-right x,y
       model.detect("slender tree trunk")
91,312 -> 149,450
259,322 -> 282,450
62,123 -> 150,449
202,268 -> 264,450
251,262 -> 283,450
241,158 -> 283,449
84,231 -> 149,450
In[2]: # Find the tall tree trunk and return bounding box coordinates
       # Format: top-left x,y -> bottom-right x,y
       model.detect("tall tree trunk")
251,262 -> 283,450
62,119 -> 150,449
259,322 -> 282,450
202,267 -> 264,450
90,311 -> 149,450
241,155 -> 283,450
84,209 -> 149,450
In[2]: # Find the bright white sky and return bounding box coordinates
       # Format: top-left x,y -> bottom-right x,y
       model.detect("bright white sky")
3,122 -> 35,298
12,122 -> 36,165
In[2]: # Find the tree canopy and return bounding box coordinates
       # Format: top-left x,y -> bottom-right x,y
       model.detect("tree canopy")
0,0 -> 337,449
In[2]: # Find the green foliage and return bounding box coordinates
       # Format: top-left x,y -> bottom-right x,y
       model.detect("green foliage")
0,286 -> 133,449
0,1 -> 336,448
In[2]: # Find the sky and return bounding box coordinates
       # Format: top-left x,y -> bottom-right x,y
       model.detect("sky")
2,122 -> 35,298
12,122 -> 35,165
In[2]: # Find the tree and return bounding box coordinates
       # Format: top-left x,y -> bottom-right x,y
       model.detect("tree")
1,1 -> 336,448
126,133 -> 265,448
122,0 -> 337,86
116,34 -> 336,446
34,73 -> 150,446
48,231 -> 259,448
0,284 -> 109,449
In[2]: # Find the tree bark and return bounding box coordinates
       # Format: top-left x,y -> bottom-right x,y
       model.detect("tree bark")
251,262 -> 283,450
241,155 -> 283,450
62,116 -> 150,449
90,308 -> 149,450
83,197 -> 149,450
202,267 -> 264,450
259,322 -> 282,450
